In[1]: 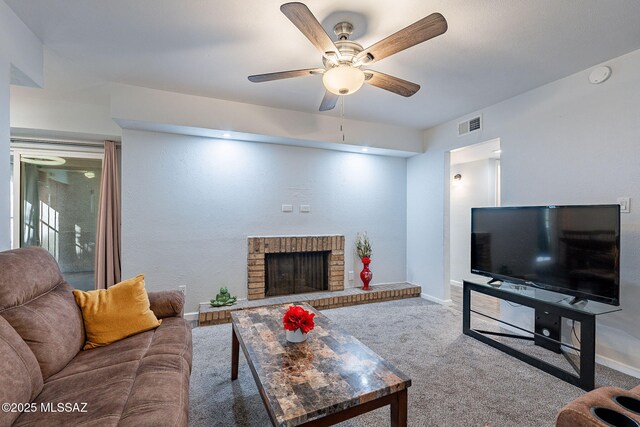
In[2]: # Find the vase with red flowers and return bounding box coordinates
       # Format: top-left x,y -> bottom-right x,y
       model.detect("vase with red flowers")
282,305 -> 315,343
355,232 -> 373,290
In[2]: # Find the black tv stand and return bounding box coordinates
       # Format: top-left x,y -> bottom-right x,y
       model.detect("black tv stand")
486,278 -> 502,287
534,309 -> 561,353
462,281 -> 620,391
569,297 -> 588,306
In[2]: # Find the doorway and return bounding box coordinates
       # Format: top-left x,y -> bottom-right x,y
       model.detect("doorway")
448,139 -> 501,310
11,146 -> 103,290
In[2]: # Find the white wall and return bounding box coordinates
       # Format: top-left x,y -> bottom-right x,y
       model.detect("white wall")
407,149 -> 450,301
0,55 -> 9,249
1,2 -> 43,250
449,159 -> 498,285
111,85 -> 423,153
10,49 -> 122,140
121,129 -> 408,313
408,48 -> 640,374
0,1 -> 43,89
10,94 -> 121,138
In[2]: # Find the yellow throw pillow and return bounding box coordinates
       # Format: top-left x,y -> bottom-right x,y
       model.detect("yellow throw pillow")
73,274 -> 161,350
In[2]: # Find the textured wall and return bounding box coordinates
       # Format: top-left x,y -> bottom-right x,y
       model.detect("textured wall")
408,48 -> 640,374
121,129 -> 408,313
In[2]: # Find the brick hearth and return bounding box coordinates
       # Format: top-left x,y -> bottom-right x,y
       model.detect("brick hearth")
199,282 -> 422,326
247,235 -> 345,300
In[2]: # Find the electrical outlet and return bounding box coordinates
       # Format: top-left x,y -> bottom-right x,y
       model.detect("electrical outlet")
617,197 -> 630,213
281,204 -> 293,213
178,285 -> 186,296
299,204 -> 311,213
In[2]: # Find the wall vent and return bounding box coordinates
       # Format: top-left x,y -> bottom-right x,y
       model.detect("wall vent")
458,115 -> 482,136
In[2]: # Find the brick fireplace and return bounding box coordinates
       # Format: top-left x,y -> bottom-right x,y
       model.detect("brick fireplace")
247,235 -> 345,300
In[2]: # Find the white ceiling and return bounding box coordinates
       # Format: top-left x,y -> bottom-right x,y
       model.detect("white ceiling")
6,0 -> 640,129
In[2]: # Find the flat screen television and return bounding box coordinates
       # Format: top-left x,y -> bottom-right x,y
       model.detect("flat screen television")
471,205 -> 620,306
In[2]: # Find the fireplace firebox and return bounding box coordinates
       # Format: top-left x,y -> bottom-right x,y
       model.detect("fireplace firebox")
247,235 -> 345,300
265,251 -> 329,296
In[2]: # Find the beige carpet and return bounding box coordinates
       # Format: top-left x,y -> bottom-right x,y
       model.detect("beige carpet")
189,298 -> 637,426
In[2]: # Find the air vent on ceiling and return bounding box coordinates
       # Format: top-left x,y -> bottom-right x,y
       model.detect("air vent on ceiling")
458,115 -> 482,136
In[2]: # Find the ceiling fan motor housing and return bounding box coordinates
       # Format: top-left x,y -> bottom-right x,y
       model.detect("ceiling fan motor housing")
322,39 -> 364,67
333,21 -> 353,40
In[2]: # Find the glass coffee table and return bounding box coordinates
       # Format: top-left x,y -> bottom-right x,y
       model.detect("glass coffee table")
231,303 -> 411,426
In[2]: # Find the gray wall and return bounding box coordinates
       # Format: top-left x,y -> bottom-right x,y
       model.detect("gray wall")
121,129 -> 408,313
408,48 -> 640,373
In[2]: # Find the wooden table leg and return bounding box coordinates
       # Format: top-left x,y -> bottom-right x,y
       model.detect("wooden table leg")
231,326 -> 239,380
390,389 -> 407,427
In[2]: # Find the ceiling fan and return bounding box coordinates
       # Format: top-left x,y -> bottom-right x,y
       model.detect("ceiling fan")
248,2 -> 447,111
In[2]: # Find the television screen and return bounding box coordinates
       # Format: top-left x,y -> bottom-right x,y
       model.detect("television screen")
471,205 -> 620,305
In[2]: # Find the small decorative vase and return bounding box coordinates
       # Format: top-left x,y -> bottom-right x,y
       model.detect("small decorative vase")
286,329 -> 308,343
360,257 -> 373,290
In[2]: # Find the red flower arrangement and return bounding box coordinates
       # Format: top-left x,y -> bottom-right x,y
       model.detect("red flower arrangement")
361,257 -> 371,264
282,305 -> 315,334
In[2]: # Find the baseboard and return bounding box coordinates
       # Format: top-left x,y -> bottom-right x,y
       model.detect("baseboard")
595,354 -> 640,379
450,280 -> 462,288
562,346 -> 640,379
420,292 -> 453,306
184,311 -> 199,322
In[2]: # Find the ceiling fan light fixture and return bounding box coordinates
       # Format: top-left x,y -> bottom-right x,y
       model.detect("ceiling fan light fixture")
21,155 -> 66,166
322,65 -> 365,95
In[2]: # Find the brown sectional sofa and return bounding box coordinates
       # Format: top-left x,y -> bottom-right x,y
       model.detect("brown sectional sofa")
556,385 -> 640,427
0,247 -> 192,427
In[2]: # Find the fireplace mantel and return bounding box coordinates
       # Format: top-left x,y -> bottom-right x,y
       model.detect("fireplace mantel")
247,235 -> 345,300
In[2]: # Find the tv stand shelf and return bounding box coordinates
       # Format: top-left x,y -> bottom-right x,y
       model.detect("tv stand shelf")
462,280 -> 621,391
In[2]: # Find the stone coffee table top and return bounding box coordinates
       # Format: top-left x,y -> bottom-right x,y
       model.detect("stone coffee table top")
231,303 -> 411,426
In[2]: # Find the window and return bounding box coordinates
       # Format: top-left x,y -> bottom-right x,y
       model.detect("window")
12,146 -> 103,291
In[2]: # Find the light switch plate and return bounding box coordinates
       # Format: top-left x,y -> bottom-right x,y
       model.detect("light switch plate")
299,204 -> 311,213
348,271 -> 354,281
617,197 -> 630,213
281,204 -> 293,213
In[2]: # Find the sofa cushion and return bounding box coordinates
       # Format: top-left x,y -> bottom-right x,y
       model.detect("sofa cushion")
1,282 -> 85,380
0,247 -> 64,310
0,248 -> 85,380
0,315 -> 44,427
46,327 -> 155,383
118,355 -> 191,427
13,362 -> 139,427
13,318 -> 192,427
119,318 -> 192,426
144,317 -> 193,371
73,275 -> 161,350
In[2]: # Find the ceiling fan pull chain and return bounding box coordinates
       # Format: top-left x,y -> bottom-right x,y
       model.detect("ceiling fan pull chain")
341,96 -> 345,142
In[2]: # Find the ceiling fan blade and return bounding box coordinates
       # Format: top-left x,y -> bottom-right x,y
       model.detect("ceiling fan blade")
364,70 -> 420,97
248,68 -> 324,83
281,2 -> 340,60
355,13 -> 447,64
319,91 -> 339,111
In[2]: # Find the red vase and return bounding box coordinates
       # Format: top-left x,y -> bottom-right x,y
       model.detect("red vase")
360,257 -> 373,290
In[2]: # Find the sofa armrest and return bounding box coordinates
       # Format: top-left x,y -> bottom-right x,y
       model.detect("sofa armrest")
148,290 -> 185,319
